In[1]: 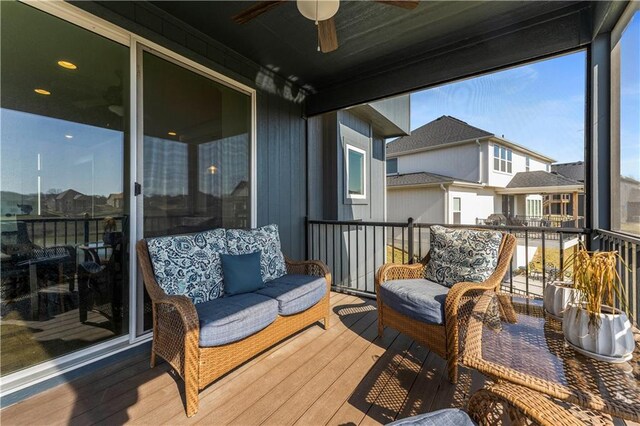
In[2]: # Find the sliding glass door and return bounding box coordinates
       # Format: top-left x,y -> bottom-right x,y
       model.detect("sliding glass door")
0,1 -> 130,375
138,50 -> 252,331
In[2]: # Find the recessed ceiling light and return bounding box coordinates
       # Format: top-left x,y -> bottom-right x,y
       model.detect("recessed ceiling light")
34,88 -> 51,95
57,60 -> 77,70
168,131 -> 177,136
65,134 -> 73,139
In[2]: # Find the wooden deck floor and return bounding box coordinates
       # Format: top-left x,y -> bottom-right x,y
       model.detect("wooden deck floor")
6,292 -> 634,426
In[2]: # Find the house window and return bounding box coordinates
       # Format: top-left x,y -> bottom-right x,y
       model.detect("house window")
453,197 -> 461,224
493,144 -> 512,173
527,199 -> 542,217
386,158 -> 398,175
346,144 -> 366,199
611,6 -> 640,236
525,156 -> 530,171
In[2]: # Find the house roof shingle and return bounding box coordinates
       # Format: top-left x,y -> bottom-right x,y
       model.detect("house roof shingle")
551,161 -> 584,182
387,172 -> 477,187
386,115 -> 493,155
506,170 -> 582,189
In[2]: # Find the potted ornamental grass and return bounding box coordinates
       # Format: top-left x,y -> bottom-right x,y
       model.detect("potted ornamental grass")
562,245 -> 635,363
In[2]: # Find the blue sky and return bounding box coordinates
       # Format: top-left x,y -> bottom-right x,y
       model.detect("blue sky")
1,109 -> 124,196
410,51 -> 588,167
410,35 -> 639,180
620,12 -> 640,181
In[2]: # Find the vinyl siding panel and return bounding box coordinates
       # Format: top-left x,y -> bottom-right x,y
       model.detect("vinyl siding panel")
387,187 -> 444,224
396,144 -> 480,183
448,187 -> 495,225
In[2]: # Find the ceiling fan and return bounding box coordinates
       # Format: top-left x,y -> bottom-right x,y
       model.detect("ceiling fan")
232,0 -> 419,53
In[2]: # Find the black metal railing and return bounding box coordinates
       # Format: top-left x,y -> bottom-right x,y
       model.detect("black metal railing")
594,229 -> 640,325
1,216 -> 127,260
307,218 -> 589,300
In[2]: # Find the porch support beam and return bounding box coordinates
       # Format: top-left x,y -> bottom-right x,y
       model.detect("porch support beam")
306,5 -> 591,116
589,32 -> 612,249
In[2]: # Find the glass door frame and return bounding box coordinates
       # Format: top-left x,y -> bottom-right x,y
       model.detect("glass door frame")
1,0 -> 256,397
133,42 -> 257,337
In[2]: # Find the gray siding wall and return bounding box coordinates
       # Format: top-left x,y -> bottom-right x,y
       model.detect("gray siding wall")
337,110 -> 385,222
73,1 -> 308,258
369,95 -> 411,135
308,109 -> 386,222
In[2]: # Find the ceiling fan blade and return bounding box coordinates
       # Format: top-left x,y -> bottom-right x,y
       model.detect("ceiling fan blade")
375,1 -> 420,10
232,1 -> 286,24
318,18 -> 338,53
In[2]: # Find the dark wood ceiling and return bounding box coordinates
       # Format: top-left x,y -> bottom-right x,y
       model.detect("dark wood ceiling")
150,0 -> 589,94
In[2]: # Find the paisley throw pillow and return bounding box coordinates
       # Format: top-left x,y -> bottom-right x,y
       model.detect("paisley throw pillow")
146,229 -> 226,304
226,224 -> 287,282
425,225 -> 502,288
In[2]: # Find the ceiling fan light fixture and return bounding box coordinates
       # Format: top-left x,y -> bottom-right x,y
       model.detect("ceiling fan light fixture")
296,0 -> 339,22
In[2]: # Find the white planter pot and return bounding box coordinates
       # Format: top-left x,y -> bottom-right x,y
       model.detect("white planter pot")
563,305 -> 635,363
543,282 -> 579,320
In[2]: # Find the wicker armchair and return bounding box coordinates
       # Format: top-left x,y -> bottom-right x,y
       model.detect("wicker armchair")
136,240 -> 331,417
375,232 -> 516,384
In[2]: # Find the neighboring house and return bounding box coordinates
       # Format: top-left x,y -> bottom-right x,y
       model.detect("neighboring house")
106,192 -> 124,209
386,116 -> 584,226
47,189 -> 93,215
617,176 -> 640,232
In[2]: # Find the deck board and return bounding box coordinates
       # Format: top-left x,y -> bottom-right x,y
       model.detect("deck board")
4,292 -> 629,426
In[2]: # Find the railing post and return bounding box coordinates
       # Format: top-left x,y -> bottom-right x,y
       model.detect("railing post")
407,217 -> 414,264
83,215 -> 90,245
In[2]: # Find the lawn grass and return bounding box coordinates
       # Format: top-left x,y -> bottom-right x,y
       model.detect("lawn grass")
386,245 -> 410,264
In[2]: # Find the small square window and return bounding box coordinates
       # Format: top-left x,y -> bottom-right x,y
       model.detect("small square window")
387,158 -> 398,175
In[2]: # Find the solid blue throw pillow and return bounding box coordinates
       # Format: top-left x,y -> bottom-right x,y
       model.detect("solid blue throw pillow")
221,251 -> 265,296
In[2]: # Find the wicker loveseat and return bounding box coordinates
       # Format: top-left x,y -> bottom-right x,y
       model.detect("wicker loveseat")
137,225 -> 331,417
376,226 -> 516,384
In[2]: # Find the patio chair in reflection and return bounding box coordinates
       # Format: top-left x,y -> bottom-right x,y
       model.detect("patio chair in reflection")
1,221 -> 76,318
77,232 -> 125,333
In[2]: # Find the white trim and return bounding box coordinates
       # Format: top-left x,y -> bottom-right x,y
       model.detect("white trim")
0,335 -> 151,398
251,90 -> 258,228
129,39 -> 139,343
22,0 -> 130,45
345,143 -> 367,200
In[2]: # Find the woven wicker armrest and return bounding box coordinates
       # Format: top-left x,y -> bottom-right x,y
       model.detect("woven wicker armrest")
155,294 -> 200,334
375,263 -> 424,290
285,257 -> 331,278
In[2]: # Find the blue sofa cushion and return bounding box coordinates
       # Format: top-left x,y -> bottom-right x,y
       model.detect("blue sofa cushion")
379,279 -> 449,325
256,274 -> 326,315
226,224 -> 287,282
386,409 -> 476,426
425,225 -> 502,288
195,293 -> 278,347
221,252 -> 264,296
146,229 -> 226,304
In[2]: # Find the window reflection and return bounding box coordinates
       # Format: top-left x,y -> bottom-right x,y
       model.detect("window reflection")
0,0 -> 129,375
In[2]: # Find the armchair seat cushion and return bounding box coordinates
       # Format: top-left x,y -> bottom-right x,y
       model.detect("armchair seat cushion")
385,409 -> 475,426
379,279 -> 449,325
196,293 -> 278,347
256,274 -> 327,315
